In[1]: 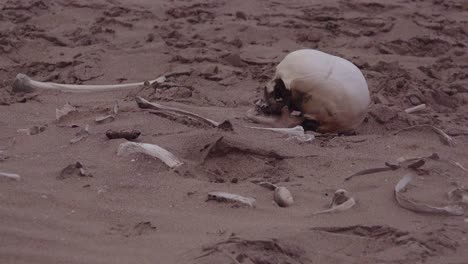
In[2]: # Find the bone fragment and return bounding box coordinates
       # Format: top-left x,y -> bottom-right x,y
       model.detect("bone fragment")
273,186 -> 294,207
448,160 -> 468,173
95,115 -> 115,124
404,104 -> 426,114
207,191 -> 256,207
58,161 -> 92,179
13,73 -> 165,93
17,125 -> 46,135
257,182 -> 294,207
395,174 -> 464,216
95,101 -> 120,124
258,181 -> 278,191
135,96 -> 221,127
0,172 -> 20,181
56,102 -> 77,121
314,189 -> 356,215
248,125 -> 314,142
394,125 -> 454,147
70,125 -> 90,144
448,188 -> 468,204
117,142 -> 183,169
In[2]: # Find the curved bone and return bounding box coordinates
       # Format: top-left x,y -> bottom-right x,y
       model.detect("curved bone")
13,73 -> 166,93
395,174 -> 464,216
117,142 -> 183,169
136,96 -> 221,127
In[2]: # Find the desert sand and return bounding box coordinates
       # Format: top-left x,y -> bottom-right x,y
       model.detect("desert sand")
1,0 -> 467,263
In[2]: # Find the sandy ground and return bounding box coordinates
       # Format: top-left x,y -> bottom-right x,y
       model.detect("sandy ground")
1,0 -> 468,263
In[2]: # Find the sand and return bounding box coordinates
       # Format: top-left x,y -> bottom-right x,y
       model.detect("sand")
1,0 -> 468,263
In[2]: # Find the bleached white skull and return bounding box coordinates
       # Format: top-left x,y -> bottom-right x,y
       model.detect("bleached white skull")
264,49 -> 371,133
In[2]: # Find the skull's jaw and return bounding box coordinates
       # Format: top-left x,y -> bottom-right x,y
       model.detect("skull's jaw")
262,78 -> 321,132
263,78 -> 290,115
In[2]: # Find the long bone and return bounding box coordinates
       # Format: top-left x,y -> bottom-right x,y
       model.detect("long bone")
13,73 -> 166,93
135,96 -> 222,128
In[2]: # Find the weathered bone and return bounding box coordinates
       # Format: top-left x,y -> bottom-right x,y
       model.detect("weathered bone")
135,96 -> 222,127
117,141 -> 183,169
448,188 -> 468,204
56,102 -> 77,121
257,182 -> 294,207
394,125 -> 454,147
314,189 -> 356,215
273,186 -> 294,207
262,49 -> 371,133
13,73 -> 165,93
404,104 -> 426,114
395,174 -> 464,216
248,125 -> 314,142
95,101 -> 119,124
207,191 -> 256,208
0,172 -> 20,181
70,125 -> 90,144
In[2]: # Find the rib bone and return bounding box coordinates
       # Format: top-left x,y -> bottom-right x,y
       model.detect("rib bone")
395,174 -> 464,216
13,73 -> 165,93
117,142 -> 183,169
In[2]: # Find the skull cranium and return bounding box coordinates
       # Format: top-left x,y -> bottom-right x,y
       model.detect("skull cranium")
263,49 -> 371,133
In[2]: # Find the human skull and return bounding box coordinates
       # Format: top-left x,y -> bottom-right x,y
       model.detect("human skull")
264,49 -> 371,133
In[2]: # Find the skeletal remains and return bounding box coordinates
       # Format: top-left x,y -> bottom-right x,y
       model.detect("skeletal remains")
14,49 -> 370,133
248,49 -> 371,133
314,189 -> 356,215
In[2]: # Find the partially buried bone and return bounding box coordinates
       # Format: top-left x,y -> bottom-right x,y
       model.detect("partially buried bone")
207,191 -> 256,208
17,125 -> 46,135
448,188 -> 468,205
56,102 -> 77,121
248,125 -> 314,142
70,125 -> 90,144
117,142 -> 183,169
95,101 -> 119,124
395,174 -> 464,216
256,49 -> 371,133
0,172 -> 20,181
258,182 -> 294,207
13,73 -> 165,93
404,104 -> 426,114
314,189 -> 356,215
135,96 -> 230,129
394,125 -> 454,147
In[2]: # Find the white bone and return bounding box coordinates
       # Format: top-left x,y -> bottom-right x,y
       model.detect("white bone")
207,191 -> 256,207
273,186 -> 294,207
0,172 -> 20,181
395,174 -> 464,216
117,142 -> 183,169
404,104 -> 426,114
263,49 -> 371,133
136,96 -> 221,127
257,182 -> 294,207
248,125 -> 314,142
13,73 -> 165,93
314,189 -> 356,215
